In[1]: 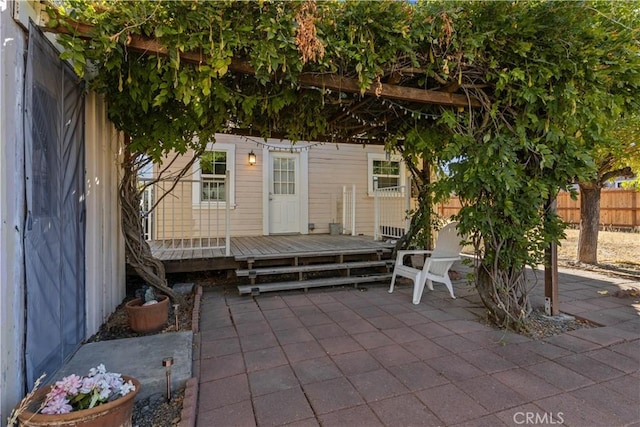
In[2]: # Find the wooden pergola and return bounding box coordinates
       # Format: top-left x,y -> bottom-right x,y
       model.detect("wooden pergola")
43,15 -> 559,315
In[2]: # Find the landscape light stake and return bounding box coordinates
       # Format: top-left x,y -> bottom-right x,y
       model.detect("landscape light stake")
162,357 -> 174,401
173,304 -> 180,330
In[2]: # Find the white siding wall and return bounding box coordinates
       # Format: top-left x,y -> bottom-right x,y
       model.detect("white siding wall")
155,135 -> 265,239
0,1 -> 27,418
158,137 -> 390,238
213,134 -> 264,236
308,143 -> 387,235
84,93 -> 126,337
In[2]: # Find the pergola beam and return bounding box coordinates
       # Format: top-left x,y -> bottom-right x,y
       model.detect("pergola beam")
43,22 -> 481,109
297,73 -> 480,108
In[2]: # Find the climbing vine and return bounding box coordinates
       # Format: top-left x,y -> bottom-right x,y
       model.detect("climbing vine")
48,0 -> 639,330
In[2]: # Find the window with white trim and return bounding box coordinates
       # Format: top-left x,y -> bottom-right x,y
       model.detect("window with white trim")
201,151 -> 227,202
367,153 -> 405,195
193,143 -> 235,207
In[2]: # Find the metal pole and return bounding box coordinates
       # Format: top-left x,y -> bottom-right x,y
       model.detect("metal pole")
342,185 -> 347,235
351,184 -> 356,236
544,197 -> 559,316
405,176 -> 411,235
225,170 -> 231,256
373,177 -> 379,240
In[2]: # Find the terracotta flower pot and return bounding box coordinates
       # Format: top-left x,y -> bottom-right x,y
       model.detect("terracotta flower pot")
125,294 -> 169,333
17,376 -> 140,427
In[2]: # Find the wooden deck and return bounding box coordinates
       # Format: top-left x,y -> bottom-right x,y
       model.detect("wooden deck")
149,234 -> 395,273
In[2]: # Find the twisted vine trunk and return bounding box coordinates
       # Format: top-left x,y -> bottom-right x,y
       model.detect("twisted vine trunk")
119,149 -> 181,303
476,263 -> 531,331
394,154 -> 434,255
393,185 -> 433,255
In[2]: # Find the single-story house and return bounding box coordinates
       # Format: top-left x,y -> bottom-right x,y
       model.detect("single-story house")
147,133 -> 413,250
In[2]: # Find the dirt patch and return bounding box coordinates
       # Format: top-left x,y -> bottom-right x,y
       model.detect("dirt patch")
86,292 -> 194,343
612,288 -> 640,298
558,229 -> 640,272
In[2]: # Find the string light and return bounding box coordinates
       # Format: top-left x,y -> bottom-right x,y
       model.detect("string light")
241,135 -> 325,152
306,81 -> 444,122
338,105 -> 385,128
238,98 -> 443,151
338,100 -> 442,126
382,99 -> 442,120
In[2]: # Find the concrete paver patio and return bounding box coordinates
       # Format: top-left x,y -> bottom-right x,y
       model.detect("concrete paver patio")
194,266 -> 640,426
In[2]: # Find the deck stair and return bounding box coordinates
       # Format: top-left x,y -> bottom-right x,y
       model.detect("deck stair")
236,248 -> 394,295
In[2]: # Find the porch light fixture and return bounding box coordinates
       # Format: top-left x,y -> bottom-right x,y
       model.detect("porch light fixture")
248,150 -> 256,166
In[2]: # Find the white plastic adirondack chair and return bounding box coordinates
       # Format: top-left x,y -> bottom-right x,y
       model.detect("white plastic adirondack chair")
388,222 -> 462,304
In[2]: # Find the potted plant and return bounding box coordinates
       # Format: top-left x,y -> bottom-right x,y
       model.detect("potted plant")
12,364 -> 139,427
124,287 -> 169,333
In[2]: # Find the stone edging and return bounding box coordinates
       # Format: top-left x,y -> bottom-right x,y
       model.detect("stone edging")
178,285 -> 203,427
178,378 -> 199,427
191,285 -> 203,334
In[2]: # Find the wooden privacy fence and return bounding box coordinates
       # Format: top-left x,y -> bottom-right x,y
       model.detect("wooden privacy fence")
437,189 -> 640,229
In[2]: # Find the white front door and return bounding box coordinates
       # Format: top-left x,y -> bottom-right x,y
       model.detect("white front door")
269,153 -> 300,234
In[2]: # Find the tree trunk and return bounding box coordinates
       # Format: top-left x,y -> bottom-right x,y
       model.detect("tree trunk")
475,263 -> 530,332
393,154 -> 433,254
119,151 -> 182,303
421,159 -> 433,251
577,183 -> 601,264
476,265 -> 506,326
393,183 -> 432,255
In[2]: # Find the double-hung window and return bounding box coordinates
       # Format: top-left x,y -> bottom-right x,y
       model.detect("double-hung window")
367,153 -> 405,195
193,142 -> 235,207
201,151 -> 227,202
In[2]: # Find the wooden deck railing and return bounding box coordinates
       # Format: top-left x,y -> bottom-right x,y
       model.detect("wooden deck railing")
139,174 -> 231,256
373,180 -> 411,240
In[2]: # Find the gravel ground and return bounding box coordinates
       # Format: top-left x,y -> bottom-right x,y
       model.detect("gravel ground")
522,309 -> 597,340
133,388 -> 185,427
